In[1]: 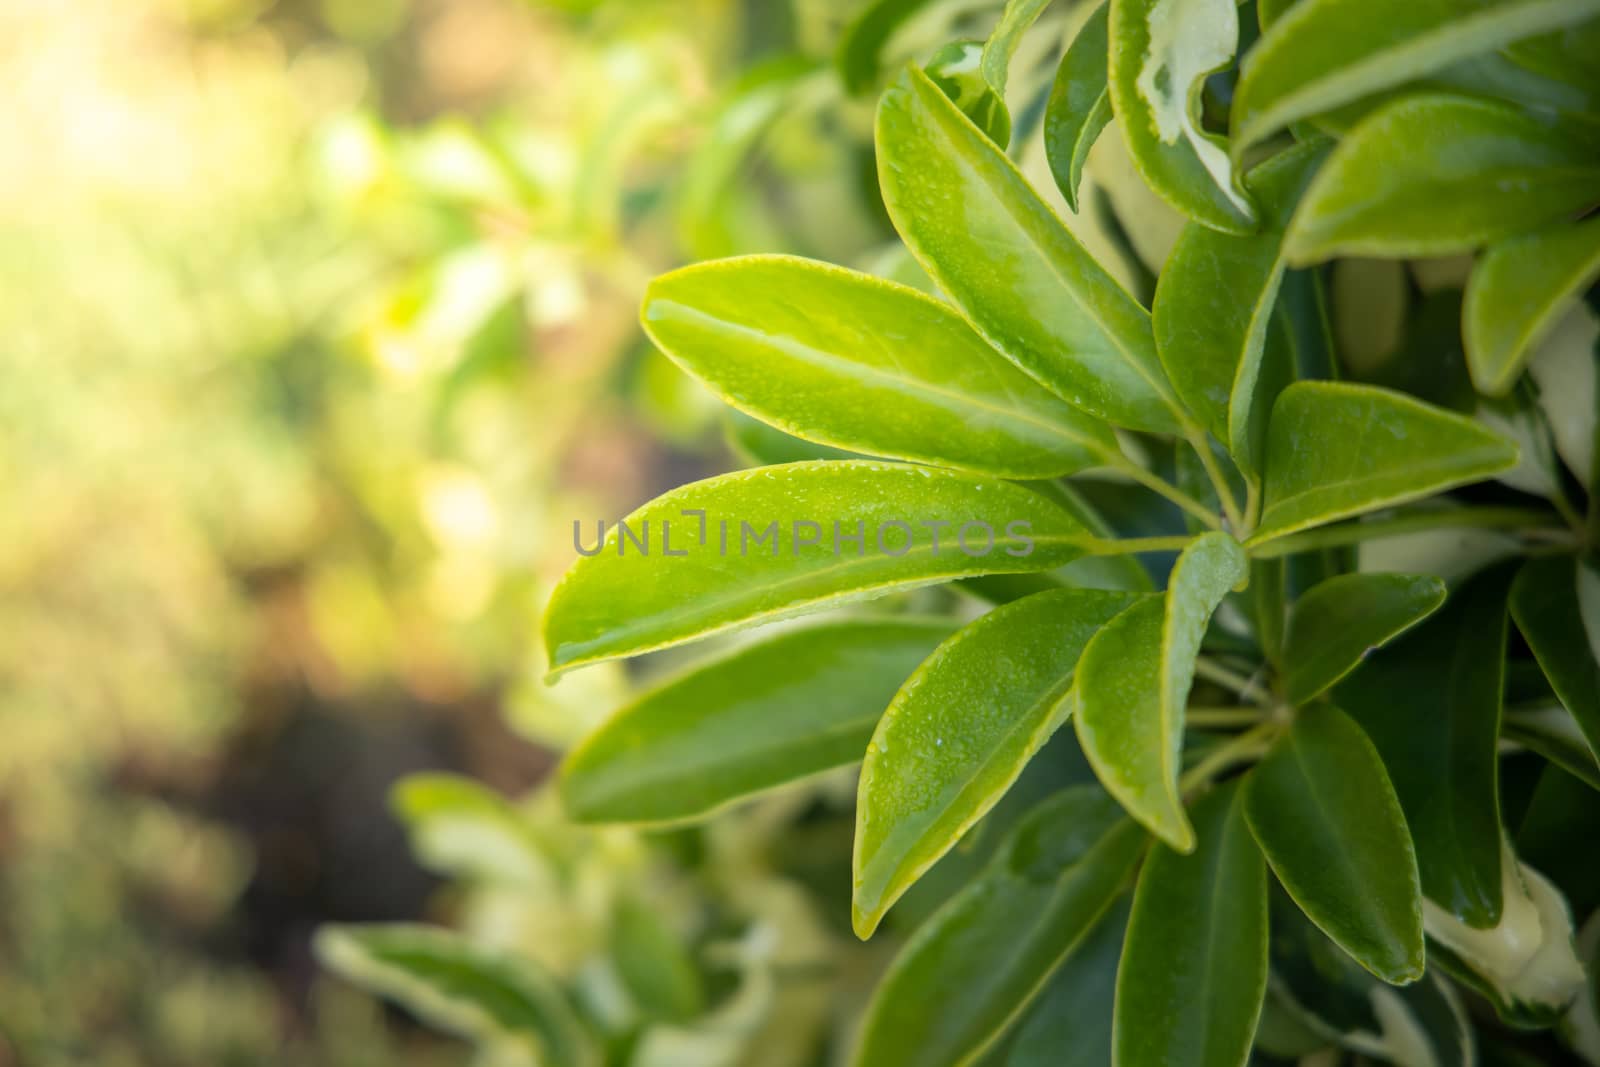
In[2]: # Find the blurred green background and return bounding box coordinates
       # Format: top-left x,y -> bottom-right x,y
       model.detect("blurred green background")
0,0 -> 904,1062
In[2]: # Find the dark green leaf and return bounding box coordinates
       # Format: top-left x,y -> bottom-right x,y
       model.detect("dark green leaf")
1244,705 -> 1425,983
876,65 -> 1184,433
852,787 -> 1145,1067
1282,573 -> 1447,704
1115,780 -> 1268,1067
1043,3 -> 1112,213
1511,555 -> 1600,770
1336,563 -> 1515,926
837,0 -> 938,94
560,618 -> 954,824
1002,896 -> 1129,1067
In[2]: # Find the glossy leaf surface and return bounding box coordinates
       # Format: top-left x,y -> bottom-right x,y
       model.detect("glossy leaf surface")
876,65 -> 1183,433
1510,555 -> 1600,766
317,925 -> 597,1067
1464,215 -> 1600,396
643,255 -> 1117,477
1153,140 -> 1329,478
1244,705 -> 1425,983
545,462 -> 1091,675
1251,382 -> 1518,543
1115,781 -> 1268,1067
1076,531 -> 1248,850
1284,94 -> 1600,263
561,618 -> 955,825
1336,564 -> 1515,926
1232,0 -> 1600,153
853,788 -> 1145,1067
853,589 -> 1143,936
1282,572 -> 1447,704
1108,0 -> 1256,232
1043,3 -> 1112,213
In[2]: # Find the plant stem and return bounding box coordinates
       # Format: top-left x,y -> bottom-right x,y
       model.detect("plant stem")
1194,657 -> 1272,706
1085,534 -> 1198,555
1186,706 -> 1269,728
1107,454 -> 1223,531
1184,426 -> 1246,533
1248,506 -> 1572,558
1179,720 -> 1281,793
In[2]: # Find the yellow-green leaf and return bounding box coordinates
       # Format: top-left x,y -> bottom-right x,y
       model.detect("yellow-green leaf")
1232,0 -> 1600,155
544,461 -> 1093,675
1153,139 -> 1330,479
1284,94 -> 1600,264
560,618 -> 956,825
1076,531 -> 1248,851
642,256 -> 1117,478
316,924 -> 598,1067
1115,780 -> 1268,1067
1250,382 -> 1518,544
1464,215 -> 1600,396
1244,705 -> 1425,984
876,65 -> 1184,433
852,787 -> 1145,1067
1108,0 -> 1257,233
852,589 -> 1145,936
1282,572 -> 1447,704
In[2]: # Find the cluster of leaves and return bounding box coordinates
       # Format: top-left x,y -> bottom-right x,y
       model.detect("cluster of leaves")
529,0 -> 1600,1064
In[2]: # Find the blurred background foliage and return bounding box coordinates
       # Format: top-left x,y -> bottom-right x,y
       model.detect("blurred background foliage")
0,0 -> 899,1062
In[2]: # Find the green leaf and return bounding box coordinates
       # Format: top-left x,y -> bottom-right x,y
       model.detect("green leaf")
1336,563 -> 1515,927
1232,0 -> 1600,155
642,256 -> 1117,478
1115,780 -> 1268,1067
852,589 -> 1144,936
1002,896 -> 1129,1066
612,895 -> 705,1022
980,0 -> 1056,96
543,461 -> 1092,675
1425,845 -> 1588,1027
1153,139 -> 1330,479
925,41 -> 1013,147
1043,3 -> 1112,213
391,774 -> 550,885
851,787 -> 1146,1067
1076,531 -> 1248,850
1268,887 -> 1476,1066
1243,704 -> 1425,983
1108,0 -> 1257,233
1284,94 -> 1600,264
876,65 -> 1184,433
837,0 -> 938,94
1282,573 -> 1447,704
316,924 -> 597,1067
1465,215 -> 1600,396
560,618 -> 955,824
724,409 -> 864,466
1249,382 -> 1518,544
1511,555 -> 1600,768
1503,705 -> 1600,791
